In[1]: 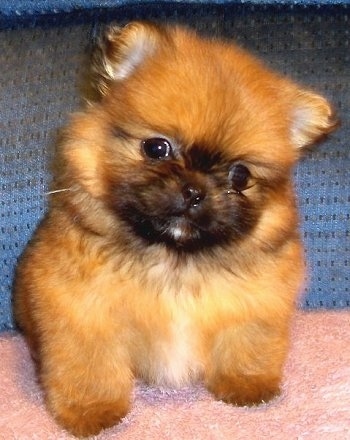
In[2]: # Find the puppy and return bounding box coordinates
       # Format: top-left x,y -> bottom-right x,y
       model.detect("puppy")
13,22 -> 337,437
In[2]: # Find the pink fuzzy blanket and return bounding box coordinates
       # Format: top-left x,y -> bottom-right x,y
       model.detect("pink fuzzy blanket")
1,311 -> 349,439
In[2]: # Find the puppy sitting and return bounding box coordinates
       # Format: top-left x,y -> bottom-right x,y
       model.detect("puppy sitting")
14,22 -> 337,437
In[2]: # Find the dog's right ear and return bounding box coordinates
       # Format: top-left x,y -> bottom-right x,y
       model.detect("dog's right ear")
88,21 -> 168,99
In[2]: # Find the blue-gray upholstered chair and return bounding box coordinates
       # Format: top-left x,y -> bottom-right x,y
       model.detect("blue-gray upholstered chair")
1,0 -> 349,331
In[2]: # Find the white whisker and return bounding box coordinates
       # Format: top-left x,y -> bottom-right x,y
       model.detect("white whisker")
44,188 -> 72,195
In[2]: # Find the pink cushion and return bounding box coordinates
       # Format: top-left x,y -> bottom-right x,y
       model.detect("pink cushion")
1,311 -> 349,439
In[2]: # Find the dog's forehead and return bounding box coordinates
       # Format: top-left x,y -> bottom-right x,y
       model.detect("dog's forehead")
109,34 -> 295,166
182,142 -> 227,171
122,59 -> 242,145
141,44 -> 273,117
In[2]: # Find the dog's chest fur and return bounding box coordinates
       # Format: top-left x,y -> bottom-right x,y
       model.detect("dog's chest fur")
151,306 -> 202,387
131,267 -> 205,387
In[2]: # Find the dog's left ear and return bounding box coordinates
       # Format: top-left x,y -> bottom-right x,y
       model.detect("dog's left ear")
289,89 -> 339,151
89,21 -> 168,98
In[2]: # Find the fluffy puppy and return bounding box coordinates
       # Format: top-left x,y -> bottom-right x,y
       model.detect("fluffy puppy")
14,22 -> 337,437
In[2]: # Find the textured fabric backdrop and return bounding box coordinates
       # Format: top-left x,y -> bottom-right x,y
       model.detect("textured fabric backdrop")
0,3 -> 349,330
1,0 -> 350,18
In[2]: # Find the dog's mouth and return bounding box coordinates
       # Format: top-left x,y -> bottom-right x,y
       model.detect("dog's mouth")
155,216 -> 208,249
165,217 -> 200,242
118,204 -> 235,253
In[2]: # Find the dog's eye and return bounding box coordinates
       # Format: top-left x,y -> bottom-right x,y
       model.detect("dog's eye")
229,164 -> 251,192
142,138 -> 172,160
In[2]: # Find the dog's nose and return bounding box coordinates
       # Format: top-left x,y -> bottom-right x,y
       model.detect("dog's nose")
181,183 -> 205,208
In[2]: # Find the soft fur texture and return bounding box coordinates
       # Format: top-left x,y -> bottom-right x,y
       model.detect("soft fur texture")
13,22 -> 337,437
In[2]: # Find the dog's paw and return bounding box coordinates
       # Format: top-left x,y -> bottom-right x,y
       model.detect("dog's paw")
50,398 -> 130,437
208,373 -> 281,407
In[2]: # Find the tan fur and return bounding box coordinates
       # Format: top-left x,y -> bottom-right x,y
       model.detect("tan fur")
13,22 -> 337,437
